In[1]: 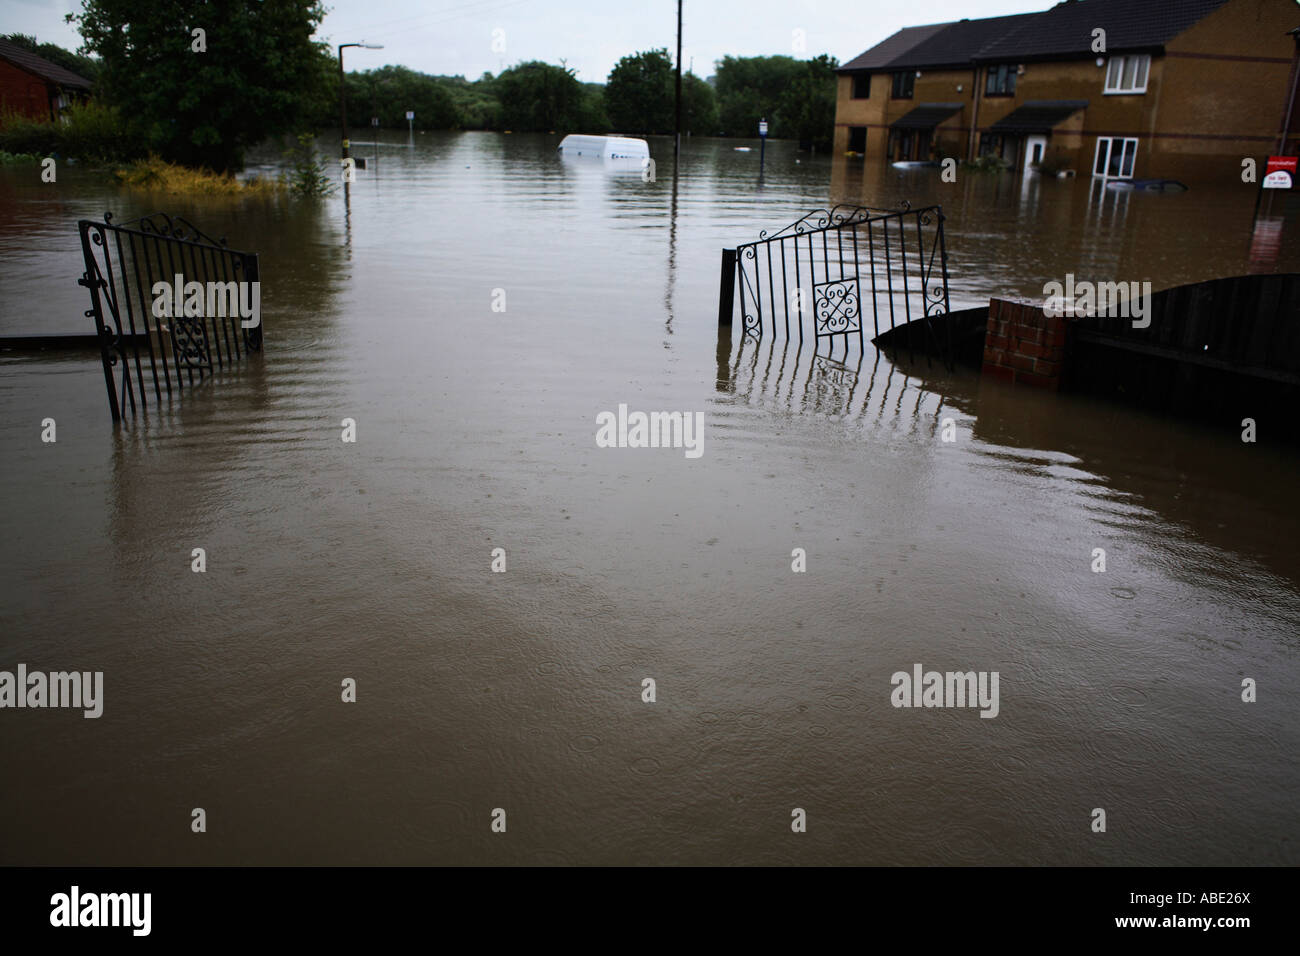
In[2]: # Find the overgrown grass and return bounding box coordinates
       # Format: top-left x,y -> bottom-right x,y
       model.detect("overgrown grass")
114,156 -> 284,196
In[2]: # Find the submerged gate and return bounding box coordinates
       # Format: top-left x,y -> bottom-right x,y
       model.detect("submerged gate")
719,202 -> 951,359
77,212 -> 262,422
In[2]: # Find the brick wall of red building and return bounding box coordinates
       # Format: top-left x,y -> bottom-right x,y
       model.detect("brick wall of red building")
0,60 -> 52,123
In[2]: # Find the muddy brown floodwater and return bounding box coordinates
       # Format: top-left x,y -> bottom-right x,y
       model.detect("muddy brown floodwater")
1,132 -> 1297,865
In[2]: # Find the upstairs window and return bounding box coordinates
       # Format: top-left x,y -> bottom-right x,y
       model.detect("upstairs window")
1104,54 -> 1150,94
891,71 -> 915,99
852,73 -> 870,99
985,63 -> 1017,96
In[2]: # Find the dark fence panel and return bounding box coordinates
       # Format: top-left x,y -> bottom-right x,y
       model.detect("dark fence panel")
1071,273 -> 1300,382
1064,273 -> 1300,440
77,212 -> 262,423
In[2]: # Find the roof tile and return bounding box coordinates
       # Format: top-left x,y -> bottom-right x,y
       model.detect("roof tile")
0,38 -> 93,90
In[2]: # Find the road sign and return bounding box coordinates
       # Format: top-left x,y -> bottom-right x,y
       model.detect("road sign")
758,119 -> 768,137
405,111 -> 414,121
1263,155 -> 1295,190
371,117 -> 379,127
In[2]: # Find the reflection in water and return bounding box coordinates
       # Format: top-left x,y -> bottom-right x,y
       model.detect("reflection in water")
0,131 -> 1297,866
664,168 -> 678,337
342,177 -> 353,256
720,335 -> 955,445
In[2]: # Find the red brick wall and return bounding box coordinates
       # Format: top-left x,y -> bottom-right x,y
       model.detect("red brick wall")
0,60 -> 51,123
982,297 -> 1071,389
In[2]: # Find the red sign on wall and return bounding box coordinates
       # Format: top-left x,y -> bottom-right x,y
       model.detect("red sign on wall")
1263,155 -> 1296,189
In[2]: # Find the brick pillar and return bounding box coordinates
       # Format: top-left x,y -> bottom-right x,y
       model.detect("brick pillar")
981,296 -> 1071,389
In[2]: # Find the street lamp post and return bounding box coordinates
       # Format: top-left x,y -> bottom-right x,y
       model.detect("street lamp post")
339,42 -> 384,160
674,0 -> 682,160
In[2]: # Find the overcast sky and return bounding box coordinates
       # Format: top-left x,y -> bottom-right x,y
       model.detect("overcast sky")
9,0 -> 1072,82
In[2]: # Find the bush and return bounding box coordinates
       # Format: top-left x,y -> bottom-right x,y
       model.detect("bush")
0,102 -> 145,163
59,101 -> 145,163
962,154 -> 1008,173
281,133 -> 335,198
0,149 -> 44,164
0,111 -> 61,157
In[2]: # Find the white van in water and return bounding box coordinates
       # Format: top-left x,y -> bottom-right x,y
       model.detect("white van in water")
557,134 -> 650,161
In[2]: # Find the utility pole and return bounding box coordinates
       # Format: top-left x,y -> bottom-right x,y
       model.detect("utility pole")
674,0 -> 683,159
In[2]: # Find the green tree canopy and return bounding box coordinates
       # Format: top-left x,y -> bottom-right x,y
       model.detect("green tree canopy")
346,65 -> 459,131
578,82 -> 609,133
605,48 -> 715,135
681,73 -> 718,136
490,60 -> 584,132
68,0 -> 329,171
774,54 -> 839,150
605,48 -> 673,133
714,54 -> 804,138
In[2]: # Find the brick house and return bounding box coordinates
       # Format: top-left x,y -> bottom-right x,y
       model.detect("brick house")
834,0 -> 1300,181
0,38 -> 93,124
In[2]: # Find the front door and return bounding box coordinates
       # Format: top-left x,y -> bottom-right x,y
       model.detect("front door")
1024,135 -> 1047,174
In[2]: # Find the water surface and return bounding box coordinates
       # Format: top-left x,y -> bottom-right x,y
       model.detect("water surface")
1,133 -> 1297,865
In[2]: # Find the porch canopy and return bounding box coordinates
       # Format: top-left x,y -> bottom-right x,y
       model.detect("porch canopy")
890,102 -> 964,129
989,99 -> 1088,134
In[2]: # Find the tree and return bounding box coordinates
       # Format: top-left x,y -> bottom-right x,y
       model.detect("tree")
68,0 -> 329,171
775,54 -> 838,150
577,83 -> 609,133
491,61 -> 584,132
681,73 -> 717,135
349,66 -> 458,130
605,49 -> 674,133
605,49 -> 716,135
714,55 -> 805,138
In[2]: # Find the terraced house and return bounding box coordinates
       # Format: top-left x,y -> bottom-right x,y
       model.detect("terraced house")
834,0 -> 1300,181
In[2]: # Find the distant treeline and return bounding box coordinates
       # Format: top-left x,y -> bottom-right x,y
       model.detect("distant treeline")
2,0 -> 838,172
328,50 -> 838,151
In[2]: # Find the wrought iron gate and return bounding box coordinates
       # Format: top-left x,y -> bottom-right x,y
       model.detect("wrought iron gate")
720,202 -> 951,358
77,212 -> 262,422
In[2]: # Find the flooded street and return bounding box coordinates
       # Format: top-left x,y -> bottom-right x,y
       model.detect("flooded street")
2,132 -> 1298,865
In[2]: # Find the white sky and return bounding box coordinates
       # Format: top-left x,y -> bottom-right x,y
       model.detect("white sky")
3,0 -> 1059,82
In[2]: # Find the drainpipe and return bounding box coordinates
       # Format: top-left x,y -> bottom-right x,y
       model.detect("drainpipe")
968,64 -> 982,161
1279,28 -> 1300,154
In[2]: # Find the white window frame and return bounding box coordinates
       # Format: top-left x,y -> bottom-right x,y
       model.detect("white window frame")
1092,136 -> 1139,179
1104,54 -> 1150,94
